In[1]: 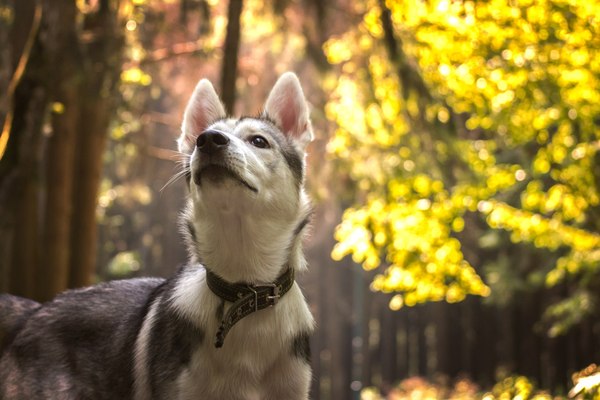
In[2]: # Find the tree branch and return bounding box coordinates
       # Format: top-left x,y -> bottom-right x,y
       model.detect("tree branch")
378,0 -> 431,102
0,1 -> 42,161
122,40 -> 213,70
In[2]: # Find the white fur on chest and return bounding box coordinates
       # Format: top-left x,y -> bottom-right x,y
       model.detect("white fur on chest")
169,267 -> 313,399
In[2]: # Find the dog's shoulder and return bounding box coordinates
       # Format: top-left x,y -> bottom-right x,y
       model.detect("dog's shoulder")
133,267 -> 210,397
4,277 -> 165,347
31,278 -> 166,332
0,294 -> 40,353
0,278 -> 165,399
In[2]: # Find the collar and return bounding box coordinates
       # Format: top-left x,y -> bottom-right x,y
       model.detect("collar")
206,267 -> 295,348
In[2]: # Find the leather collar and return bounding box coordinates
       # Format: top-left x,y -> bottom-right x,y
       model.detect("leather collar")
206,267 -> 295,348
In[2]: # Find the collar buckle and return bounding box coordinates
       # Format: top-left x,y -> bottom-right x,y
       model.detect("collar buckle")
250,283 -> 280,311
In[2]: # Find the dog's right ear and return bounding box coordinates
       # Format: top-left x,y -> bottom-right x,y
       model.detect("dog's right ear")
263,72 -> 313,151
179,79 -> 226,154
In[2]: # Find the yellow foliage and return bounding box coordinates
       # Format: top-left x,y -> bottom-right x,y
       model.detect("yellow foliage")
325,0 -> 600,307
323,37 -> 353,65
121,67 -> 152,86
332,193 -> 490,304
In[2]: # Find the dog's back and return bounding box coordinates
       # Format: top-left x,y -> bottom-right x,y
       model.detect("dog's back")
0,279 -> 162,399
0,294 -> 40,352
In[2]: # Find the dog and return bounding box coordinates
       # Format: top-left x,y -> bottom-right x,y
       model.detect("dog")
0,72 -> 315,399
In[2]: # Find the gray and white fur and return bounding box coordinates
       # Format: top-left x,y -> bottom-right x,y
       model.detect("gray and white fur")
0,72 -> 315,399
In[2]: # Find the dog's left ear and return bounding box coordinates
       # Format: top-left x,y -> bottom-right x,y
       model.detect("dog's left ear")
264,72 -> 313,150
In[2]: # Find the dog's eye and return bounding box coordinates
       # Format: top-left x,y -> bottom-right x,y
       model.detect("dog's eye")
249,135 -> 270,149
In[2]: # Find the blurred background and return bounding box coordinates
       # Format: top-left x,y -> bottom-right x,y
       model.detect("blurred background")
1,0 -> 599,398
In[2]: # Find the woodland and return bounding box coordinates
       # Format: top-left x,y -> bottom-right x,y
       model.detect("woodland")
0,0 -> 599,399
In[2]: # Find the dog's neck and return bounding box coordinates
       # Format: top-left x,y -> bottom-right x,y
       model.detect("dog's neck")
185,193 -> 310,284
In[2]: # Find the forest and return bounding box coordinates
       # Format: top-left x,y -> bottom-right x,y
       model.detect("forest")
1,0 -> 599,398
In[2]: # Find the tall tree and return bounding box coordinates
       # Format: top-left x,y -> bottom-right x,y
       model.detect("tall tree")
39,0 -> 81,300
0,0 -> 125,301
220,0 -> 243,114
67,0 -> 124,289
0,0 -> 45,297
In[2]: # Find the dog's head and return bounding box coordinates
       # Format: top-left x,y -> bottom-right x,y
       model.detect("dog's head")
177,73 -> 313,279
178,72 -> 313,217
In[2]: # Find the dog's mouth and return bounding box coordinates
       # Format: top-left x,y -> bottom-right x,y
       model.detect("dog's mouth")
194,164 -> 258,193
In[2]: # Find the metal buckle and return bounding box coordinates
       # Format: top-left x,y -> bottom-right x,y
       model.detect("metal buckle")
250,283 -> 280,310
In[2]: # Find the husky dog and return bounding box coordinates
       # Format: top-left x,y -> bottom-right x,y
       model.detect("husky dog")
0,72 -> 315,399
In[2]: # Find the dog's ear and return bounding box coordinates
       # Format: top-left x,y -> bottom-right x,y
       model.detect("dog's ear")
179,79 -> 226,154
264,72 -> 313,150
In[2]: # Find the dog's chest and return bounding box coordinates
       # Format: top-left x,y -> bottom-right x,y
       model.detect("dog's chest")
159,268 -> 314,399
175,308 -> 291,399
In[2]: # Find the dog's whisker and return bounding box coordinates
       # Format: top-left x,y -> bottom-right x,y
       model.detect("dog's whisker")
160,169 -> 189,192
174,152 -> 190,164
157,150 -> 191,193
168,149 -> 188,159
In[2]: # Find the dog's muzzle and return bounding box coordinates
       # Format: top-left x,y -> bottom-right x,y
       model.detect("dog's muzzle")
192,130 -> 258,193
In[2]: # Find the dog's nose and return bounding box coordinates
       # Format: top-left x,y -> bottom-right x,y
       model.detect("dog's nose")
196,130 -> 230,154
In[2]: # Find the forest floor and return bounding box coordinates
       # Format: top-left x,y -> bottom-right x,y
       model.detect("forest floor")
361,364 -> 600,400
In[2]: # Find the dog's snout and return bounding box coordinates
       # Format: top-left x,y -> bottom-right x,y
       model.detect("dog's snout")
197,131 -> 230,154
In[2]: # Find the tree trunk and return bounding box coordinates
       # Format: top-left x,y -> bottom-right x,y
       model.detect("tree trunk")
69,3 -> 124,288
302,0 -> 329,72
40,79 -> 79,298
220,0 -> 243,114
0,0 -> 46,298
380,305 -> 397,388
8,84 -> 46,298
0,0 -> 124,300
36,0 -> 83,301
68,96 -> 110,288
